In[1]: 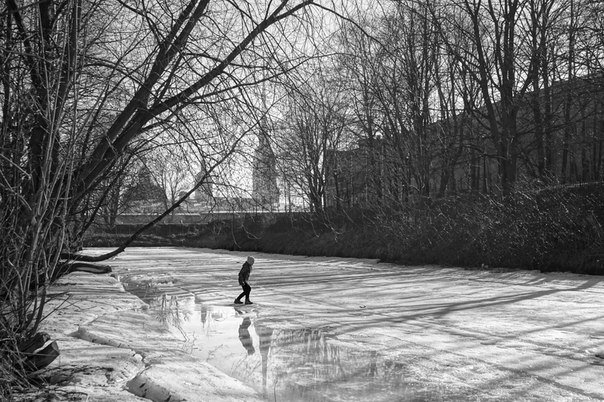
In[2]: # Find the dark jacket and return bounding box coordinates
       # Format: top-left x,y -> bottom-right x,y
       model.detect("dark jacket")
238,261 -> 252,286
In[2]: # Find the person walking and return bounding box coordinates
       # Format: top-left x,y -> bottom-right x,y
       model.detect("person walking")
234,256 -> 254,305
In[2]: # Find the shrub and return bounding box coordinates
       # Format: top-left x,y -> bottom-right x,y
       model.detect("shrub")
375,187 -> 603,273
86,185 -> 604,275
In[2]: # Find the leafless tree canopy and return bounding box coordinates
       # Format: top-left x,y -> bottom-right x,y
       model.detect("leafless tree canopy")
0,0 -> 322,385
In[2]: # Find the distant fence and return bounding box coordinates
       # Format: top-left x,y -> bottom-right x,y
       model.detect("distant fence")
114,211 -> 258,225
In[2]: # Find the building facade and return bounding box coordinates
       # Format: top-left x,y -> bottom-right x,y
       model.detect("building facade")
324,75 -> 604,208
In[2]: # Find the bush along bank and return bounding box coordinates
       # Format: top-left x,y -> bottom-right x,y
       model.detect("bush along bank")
85,187 -> 604,275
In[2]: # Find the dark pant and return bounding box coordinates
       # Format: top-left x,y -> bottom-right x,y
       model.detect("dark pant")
235,283 -> 251,303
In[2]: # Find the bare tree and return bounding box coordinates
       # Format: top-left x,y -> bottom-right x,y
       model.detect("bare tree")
0,0 -> 323,387
338,1 -> 442,203
337,19 -> 386,203
277,60 -> 350,213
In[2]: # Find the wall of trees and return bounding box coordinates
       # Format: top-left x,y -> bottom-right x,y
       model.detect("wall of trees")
278,0 -> 604,212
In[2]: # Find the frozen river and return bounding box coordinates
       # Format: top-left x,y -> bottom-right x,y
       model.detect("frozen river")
98,247 -> 604,401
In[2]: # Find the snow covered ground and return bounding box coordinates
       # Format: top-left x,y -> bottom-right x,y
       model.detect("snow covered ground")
37,247 -> 604,401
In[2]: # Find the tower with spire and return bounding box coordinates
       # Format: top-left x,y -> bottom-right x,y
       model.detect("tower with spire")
194,158 -> 213,205
252,121 -> 279,210
251,76 -> 280,210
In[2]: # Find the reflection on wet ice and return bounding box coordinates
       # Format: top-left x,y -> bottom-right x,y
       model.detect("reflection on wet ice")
197,304 -> 408,400
154,294 -> 193,335
139,296 -> 432,401
256,321 -> 273,395
229,310 -> 275,397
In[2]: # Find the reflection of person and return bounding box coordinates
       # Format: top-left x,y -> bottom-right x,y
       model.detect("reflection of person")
238,317 -> 255,355
255,322 -> 273,395
234,256 -> 254,305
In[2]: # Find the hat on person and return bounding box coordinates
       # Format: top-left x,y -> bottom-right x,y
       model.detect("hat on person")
247,256 -> 255,265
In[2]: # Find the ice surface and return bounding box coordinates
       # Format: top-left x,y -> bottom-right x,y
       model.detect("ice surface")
39,247 -> 604,401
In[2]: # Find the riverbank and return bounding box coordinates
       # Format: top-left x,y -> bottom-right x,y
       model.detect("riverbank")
85,187 -> 604,276
19,270 -> 262,401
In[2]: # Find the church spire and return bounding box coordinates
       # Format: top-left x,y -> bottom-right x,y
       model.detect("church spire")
252,90 -> 279,209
